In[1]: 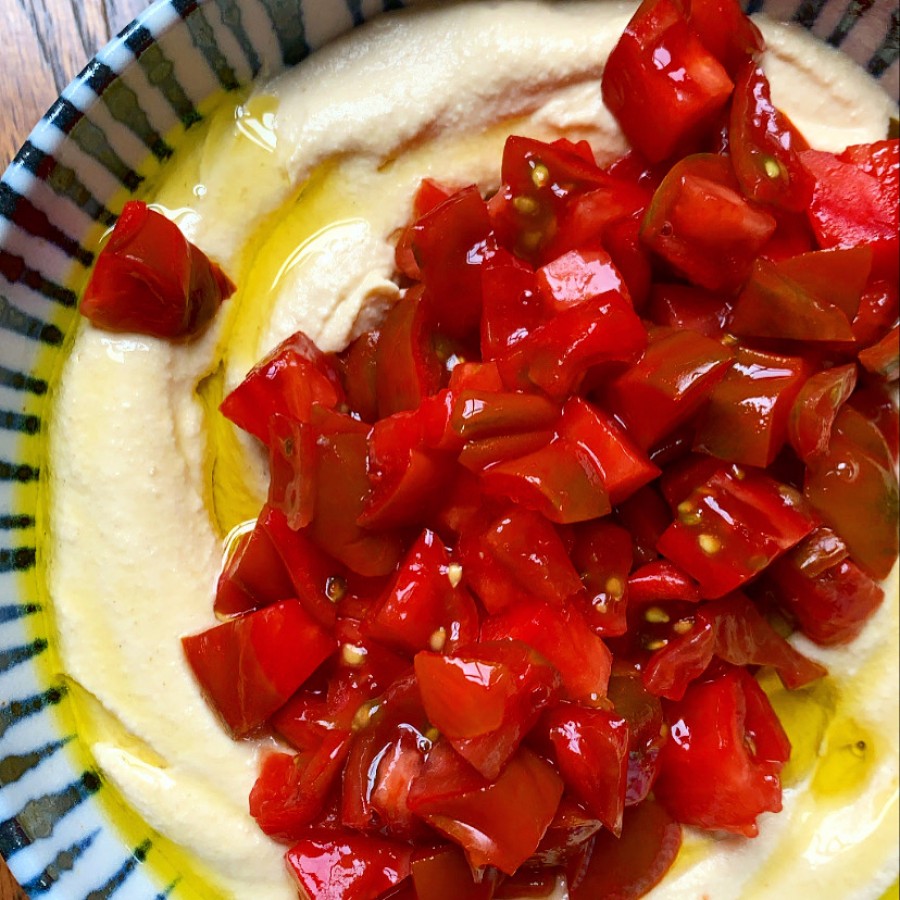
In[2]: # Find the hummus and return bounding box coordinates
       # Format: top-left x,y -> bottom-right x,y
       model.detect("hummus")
45,2 -> 899,898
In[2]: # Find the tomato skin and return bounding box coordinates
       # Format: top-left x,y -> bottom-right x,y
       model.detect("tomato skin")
410,846 -> 496,900
366,529 -> 478,656
407,741 -> 564,874
458,507 -> 583,613
647,283 -> 731,337
411,186 -> 491,340
657,466 -> 817,598
693,347 -> 812,468
214,518 -> 296,618
81,200 -> 234,338
654,667 -> 789,836
536,246 -> 631,312
414,641 -> 560,779
497,293 -> 647,400
803,406 -> 900,581
728,64 -> 811,211
800,148 -> 899,280
602,326 -> 733,451
249,732 -> 351,842
686,0 -> 763,77
285,831 -> 412,900
787,363 -> 857,464
182,599 -> 335,738
627,560 -> 700,606
220,332 -> 345,445
641,154 -> 776,290
601,0 -> 733,163
542,705 -> 630,835
567,797 -> 682,900
767,553 -> 885,646
481,598 -> 613,703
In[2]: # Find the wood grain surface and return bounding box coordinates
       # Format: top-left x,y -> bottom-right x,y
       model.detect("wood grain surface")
1,2 -> 154,894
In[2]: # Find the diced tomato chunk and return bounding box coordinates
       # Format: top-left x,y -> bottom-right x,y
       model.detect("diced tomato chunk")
570,519 -> 633,636
567,797 -> 682,900
81,200 -> 234,338
285,831 -> 412,900
536,246 -> 631,312
601,0 -> 733,163
414,640 -> 560,779
657,466 -> 817,598
654,667 -> 789,837
787,364 -> 857,463
407,741 -> 564,874
410,846 -> 496,900
182,599 -> 335,738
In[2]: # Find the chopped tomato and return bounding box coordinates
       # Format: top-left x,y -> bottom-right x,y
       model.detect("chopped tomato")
787,363 -> 857,463
601,0 -> 733,163
407,741 -> 564,874
414,640 -> 560,779
602,326 -> 733,450
640,154 -> 776,290
410,846 -> 496,900
657,465 -> 817,598
567,797 -> 682,900
536,246 -> 631,312
686,0 -> 763,77
81,200 -> 234,338
285,831 -> 411,900
480,248 -> 547,358
654,667 -> 789,836
858,324 -> 899,381
182,599 -> 335,738
220,332 -> 345,445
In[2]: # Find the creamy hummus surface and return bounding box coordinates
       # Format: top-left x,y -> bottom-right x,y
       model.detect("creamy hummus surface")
46,2 -> 899,898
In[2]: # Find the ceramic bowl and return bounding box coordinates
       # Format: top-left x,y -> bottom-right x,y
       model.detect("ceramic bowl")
0,0 -> 896,896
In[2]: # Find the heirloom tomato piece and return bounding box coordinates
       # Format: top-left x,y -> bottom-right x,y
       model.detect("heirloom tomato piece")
608,667 -> 667,806
839,138 -> 900,188
360,406 -> 456,531
260,505 -> 341,628
543,705 -> 630,834
530,796 -> 602,869
803,405 -> 900,580
849,384 -> 900,464
395,178 -> 458,280
249,732 -> 351,842
654,667 -> 790,836
686,0 -> 763,76
220,331 -> 344,446
705,593 -> 826,688
615,484 -> 672,567
602,326 -> 733,450
767,552 -> 885,646
414,640 -> 560,779
458,506 -> 584,613
267,414 -> 316,530
497,291 -> 647,400
336,330 -> 381,423
214,517 -> 295,618
641,154 -> 776,290
567,797 -> 682,900
182,599 -> 335,738
570,519 -> 633,636
601,0 -> 733,163
657,466 -> 816,598
693,347 -> 812,467
558,397 -> 660,504
858,324 -> 899,381
407,741 -> 564,874
641,609 -> 716,700
481,597 -> 613,702
411,845 -> 496,900
728,63 -> 811,211
480,248 -> 546,358
535,246 -> 631,312
450,390 -> 559,440
479,436 -> 612,524
787,363 -> 857,463
285,831 -> 412,900
271,690 -> 336,753
729,247 -> 870,342
800,147 -> 899,279
409,185 -> 492,340
365,529 -> 478,655
81,200 -> 234,338
489,135 -> 611,264
627,560 -> 700,606
647,283 -> 731,337
375,287 -> 443,417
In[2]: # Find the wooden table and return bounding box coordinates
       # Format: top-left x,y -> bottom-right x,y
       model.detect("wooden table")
1,2 -> 153,893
